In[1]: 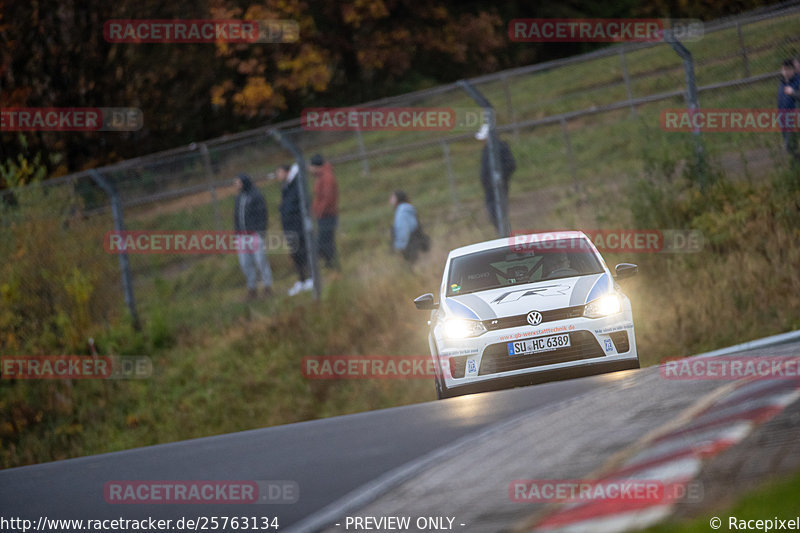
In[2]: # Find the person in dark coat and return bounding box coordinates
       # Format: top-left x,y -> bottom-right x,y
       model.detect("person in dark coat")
778,59 -> 800,161
476,123 -> 516,233
233,173 -> 273,300
277,164 -> 312,296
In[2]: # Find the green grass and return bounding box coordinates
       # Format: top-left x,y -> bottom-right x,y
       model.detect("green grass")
643,470 -> 800,532
4,165 -> 798,467
3,9 -> 800,469
1,254 -> 439,466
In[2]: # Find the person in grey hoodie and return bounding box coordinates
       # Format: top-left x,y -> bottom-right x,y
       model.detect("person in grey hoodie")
233,173 -> 273,300
390,190 -> 428,264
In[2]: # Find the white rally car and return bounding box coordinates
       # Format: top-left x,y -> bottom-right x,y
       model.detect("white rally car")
414,231 -> 640,399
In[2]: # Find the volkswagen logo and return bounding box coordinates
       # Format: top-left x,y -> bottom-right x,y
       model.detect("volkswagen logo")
526,311 -> 543,326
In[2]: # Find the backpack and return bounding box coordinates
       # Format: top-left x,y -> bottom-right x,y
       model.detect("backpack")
403,222 -> 430,263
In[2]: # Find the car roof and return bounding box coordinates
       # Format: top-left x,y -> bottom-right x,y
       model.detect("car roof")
448,231 -> 592,258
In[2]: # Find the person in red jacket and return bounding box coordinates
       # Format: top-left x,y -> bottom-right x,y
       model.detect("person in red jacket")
309,154 -> 340,270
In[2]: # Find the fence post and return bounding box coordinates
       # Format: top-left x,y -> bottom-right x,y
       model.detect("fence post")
199,143 -> 222,231
267,129 -> 321,300
664,29 -> 707,188
440,140 -> 460,209
502,74 -> 520,143
89,169 -> 140,331
560,117 -> 580,194
619,44 -> 636,116
736,22 -> 751,78
354,126 -> 370,177
457,80 -> 510,237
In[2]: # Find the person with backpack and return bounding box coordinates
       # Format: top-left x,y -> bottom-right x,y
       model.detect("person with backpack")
390,190 -> 429,264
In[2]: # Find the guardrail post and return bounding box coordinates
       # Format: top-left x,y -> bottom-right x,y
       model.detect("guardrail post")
457,79 -> 510,237
89,169 -> 141,330
560,117 -> 580,194
502,74 -> 520,143
355,126 -> 370,177
440,140 -> 460,209
664,29 -> 707,189
619,44 -> 636,117
199,143 -> 222,231
736,22 -> 751,78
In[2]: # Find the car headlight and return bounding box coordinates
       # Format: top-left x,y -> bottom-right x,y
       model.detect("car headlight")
583,293 -> 622,318
443,318 -> 487,339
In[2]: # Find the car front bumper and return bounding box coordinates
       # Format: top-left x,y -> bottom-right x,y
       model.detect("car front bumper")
435,312 -> 639,391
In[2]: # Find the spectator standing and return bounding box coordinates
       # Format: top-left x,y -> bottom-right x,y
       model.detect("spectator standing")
390,190 -> 429,264
277,164 -> 313,296
233,173 -> 273,300
778,59 -> 800,161
476,123 -> 516,233
309,154 -> 340,270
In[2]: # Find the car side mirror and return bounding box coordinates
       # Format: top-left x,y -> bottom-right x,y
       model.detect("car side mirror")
414,293 -> 438,310
614,263 -> 638,280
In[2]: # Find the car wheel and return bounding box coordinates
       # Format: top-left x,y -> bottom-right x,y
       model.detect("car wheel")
435,372 -> 449,400
431,341 -> 450,400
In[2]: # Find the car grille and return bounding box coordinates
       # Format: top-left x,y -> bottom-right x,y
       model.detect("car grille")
609,331 -> 630,353
478,331 -> 604,376
483,305 -> 585,331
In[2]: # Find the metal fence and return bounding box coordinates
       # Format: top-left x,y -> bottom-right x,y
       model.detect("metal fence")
4,1 -> 800,328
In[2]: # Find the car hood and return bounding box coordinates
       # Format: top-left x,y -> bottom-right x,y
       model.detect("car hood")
443,272 -> 611,320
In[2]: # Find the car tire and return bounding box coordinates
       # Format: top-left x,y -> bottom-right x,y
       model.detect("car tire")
435,372 -> 450,400
430,340 -> 451,400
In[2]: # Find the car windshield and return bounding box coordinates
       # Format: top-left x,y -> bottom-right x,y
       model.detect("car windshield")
446,240 -> 603,296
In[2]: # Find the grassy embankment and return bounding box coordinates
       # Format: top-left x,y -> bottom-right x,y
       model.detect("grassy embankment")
643,469 -> 800,532
1,13 -> 799,468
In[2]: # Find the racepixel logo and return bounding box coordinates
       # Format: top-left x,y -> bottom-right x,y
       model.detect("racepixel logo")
1,356 -> 152,380
104,231 -> 297,254
104,480 -> 298,504
662,109 -> 800,132
103,19 -> 299,43
509,479 -> 703,503
1,108 -> 143,131
508,18 -> 703,43
508,230 -> 704,254
301,356 -> 436,379
301,107 -> 494,132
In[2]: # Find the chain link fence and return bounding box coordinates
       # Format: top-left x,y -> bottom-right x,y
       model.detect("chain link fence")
3,2 -> 800,333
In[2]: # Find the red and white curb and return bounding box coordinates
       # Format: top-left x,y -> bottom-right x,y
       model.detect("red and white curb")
530,376 -> 800,532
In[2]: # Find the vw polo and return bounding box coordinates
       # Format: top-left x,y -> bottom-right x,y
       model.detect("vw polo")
414,231 -> 640,399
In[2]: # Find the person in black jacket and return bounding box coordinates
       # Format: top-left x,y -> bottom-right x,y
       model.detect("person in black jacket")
233,173 -> 273,300
277,164 -> 312,296
778,59 -> 800,161
476,123 -> 516,234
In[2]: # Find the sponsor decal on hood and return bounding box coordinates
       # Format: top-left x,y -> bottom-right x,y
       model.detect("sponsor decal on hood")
445,273 -> 608,320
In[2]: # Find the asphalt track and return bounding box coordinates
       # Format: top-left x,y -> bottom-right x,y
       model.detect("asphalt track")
3,331 -> 798,532
0,372 -> 622,531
